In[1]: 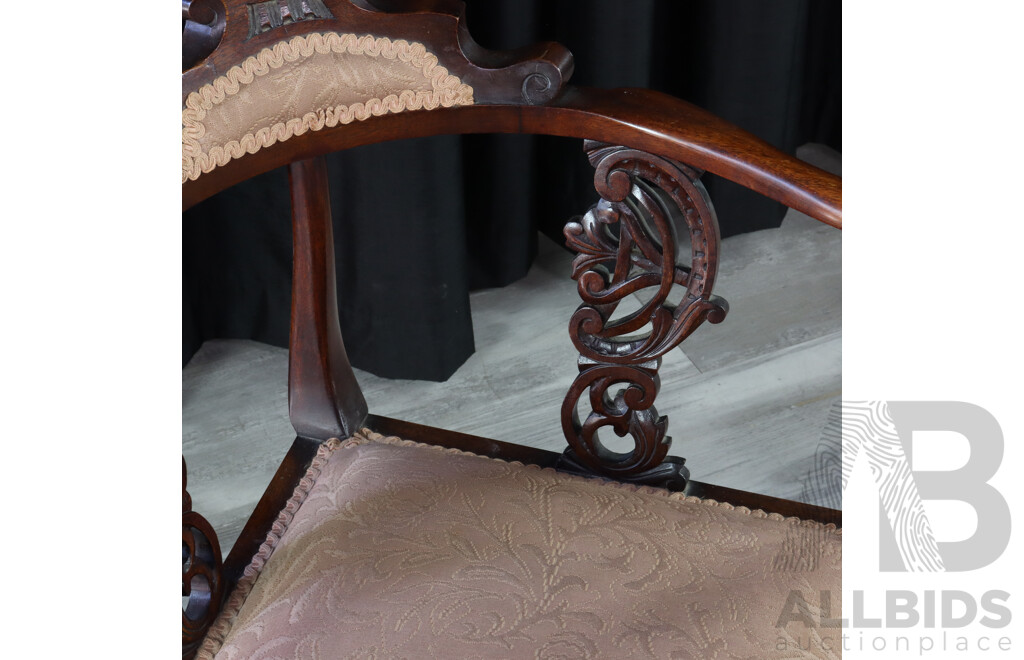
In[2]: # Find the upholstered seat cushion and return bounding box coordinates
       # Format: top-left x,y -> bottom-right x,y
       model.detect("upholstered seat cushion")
198,430 -> 841,659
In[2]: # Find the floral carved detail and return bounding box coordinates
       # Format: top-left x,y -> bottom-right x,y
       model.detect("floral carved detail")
559,141 -> 729,486
183,458 -> 224,659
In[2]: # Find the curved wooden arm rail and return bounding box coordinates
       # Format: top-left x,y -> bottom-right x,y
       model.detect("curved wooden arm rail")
182,0 -> 839,227
183,88 -> 841,228
183,1 -> 841,654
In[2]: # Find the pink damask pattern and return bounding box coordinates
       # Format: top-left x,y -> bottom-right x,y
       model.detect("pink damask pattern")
199,431 -> 842,659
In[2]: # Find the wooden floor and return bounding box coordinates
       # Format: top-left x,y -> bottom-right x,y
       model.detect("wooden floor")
183,145 -> 842,557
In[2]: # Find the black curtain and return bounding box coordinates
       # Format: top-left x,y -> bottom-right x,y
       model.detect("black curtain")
183,0 -> 840,380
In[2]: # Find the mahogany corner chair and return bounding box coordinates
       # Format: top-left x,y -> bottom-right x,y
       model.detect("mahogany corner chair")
182,1 -> 842,658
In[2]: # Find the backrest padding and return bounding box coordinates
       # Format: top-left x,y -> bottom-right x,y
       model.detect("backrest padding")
182,32 -> 475,182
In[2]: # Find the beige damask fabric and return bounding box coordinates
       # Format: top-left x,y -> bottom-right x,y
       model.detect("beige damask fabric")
182,33 -> 475,183
199,431 -> 842,659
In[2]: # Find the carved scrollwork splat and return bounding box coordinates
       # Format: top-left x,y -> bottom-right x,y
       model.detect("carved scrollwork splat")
183,458 -> 224,659
558,142 -> 729,488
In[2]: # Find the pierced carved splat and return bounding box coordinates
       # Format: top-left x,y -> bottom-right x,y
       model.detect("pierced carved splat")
245,0 -> 334,40
183,458 -> 224,659
559,141 -> 729,488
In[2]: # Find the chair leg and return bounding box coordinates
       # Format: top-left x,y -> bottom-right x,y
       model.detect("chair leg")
183,457 -> 223,659
288,156 -> 368,441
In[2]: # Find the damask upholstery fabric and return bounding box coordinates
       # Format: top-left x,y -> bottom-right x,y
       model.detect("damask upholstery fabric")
199,431 -> 841,659
182,33 -> 475,182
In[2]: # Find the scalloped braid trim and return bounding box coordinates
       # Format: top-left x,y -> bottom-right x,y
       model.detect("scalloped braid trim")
197,428 -> 839,658
195,437 -> 343,660
351,428 -> 842,535
182,32 -> 474,183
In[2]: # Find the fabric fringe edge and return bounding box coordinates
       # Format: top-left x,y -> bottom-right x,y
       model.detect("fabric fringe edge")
350,429 -> 843,535
195,437 -> 343,660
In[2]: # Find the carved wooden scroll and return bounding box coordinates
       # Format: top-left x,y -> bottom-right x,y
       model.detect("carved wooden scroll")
183,0 -> 573,106
183,458 -> 224,659
558,141 -> 729,489
183,0 -> 227,71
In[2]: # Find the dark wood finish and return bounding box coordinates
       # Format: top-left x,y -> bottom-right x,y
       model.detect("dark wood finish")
684,480 -> 842,528
185,6 -> 843,655
182,0 -> 573,106
221,436 -> 323,588
558,142 -> 728,485
366,414 -> 562,468
244,0 -> 335,41
558,448 -> 691,490
363,415 -> 841,526
183,0 -> 226,71
288,156 -> 369,441
182,1 -> 836,227
182,458 -> 224,659
182,88 -> 841,229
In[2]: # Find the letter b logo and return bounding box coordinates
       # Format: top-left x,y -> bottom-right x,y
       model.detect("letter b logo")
843,401 -> 1010,572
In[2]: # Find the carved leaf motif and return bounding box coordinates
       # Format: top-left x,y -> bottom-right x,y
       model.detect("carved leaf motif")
570,254 -> 610,282
565,205 -> 621,281
628,408 -> 668,453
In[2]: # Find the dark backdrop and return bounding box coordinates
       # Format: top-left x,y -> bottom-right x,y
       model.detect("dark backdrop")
183,0 -> 840,381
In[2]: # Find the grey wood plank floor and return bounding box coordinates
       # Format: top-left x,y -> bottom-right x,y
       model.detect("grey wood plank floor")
183,145 -> 842,557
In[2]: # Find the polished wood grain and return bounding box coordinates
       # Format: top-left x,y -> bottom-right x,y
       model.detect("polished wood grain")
288,156 -> 368,441
183,90 -> 841,228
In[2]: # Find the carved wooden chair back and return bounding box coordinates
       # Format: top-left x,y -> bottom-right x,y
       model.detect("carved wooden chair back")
183,1 -> 842,657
